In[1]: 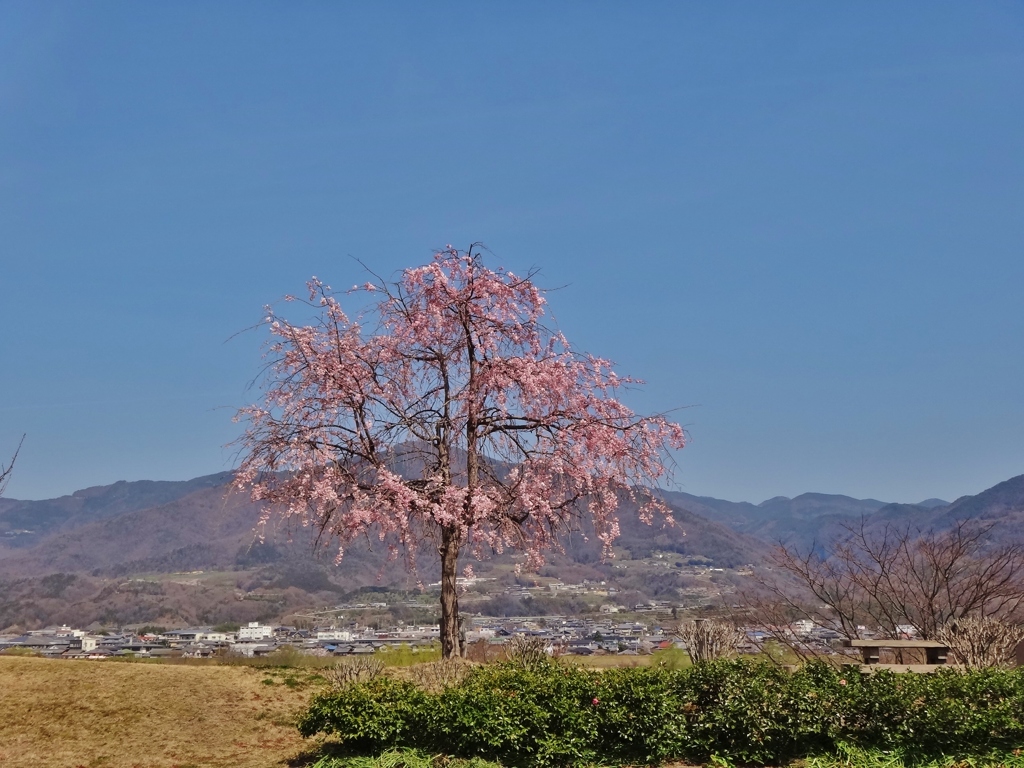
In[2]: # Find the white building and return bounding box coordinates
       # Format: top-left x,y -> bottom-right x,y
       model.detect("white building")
238,622 -> 274,641
316,629 -> 353,642
201,631 -> 233,643
791,619 -> 815,635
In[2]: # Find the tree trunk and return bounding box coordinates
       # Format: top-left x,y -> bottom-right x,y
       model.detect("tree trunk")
439,525 -> 462,659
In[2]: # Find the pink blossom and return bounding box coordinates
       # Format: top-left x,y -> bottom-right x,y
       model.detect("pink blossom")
235,246 -> 685,657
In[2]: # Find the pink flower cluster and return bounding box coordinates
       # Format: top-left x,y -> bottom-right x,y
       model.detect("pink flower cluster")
235,247 -> 686,574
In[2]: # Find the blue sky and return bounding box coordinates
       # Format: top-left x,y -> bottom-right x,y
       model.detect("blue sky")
1,2 -> 1022,503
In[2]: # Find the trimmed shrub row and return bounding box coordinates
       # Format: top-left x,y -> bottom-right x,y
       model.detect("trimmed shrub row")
298,659 -> 1024,766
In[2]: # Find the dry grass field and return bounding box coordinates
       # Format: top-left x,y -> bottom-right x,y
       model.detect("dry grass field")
0,656 -> 319,768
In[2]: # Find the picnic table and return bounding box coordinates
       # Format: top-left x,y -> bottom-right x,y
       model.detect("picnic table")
842,638 -> 951,672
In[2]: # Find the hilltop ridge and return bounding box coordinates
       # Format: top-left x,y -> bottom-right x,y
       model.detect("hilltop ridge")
1,470 -> 1021,630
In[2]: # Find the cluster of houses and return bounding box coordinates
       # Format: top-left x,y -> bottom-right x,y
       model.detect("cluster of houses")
469,616 -> 679,655
0,617 -> 687,660
10,615 -> 998,664
0,622 -> 433,660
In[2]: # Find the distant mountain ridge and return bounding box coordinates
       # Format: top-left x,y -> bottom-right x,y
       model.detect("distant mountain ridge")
864,474 -> 1024,544
659,480 -> 1020,551
659,490 -> 888,549
0,473 -> 771,580
0,472 -> 234,550
2,471 -> 1021,579
1,470 -> 1021,631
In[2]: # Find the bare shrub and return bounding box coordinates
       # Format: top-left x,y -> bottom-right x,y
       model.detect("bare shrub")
464,638 -> 504,663
323,656 -> 384,688
675,618 -> 744,664
504,634 -> 550,669
757,519 -> 1024,643
734,587 -> 849,664
937,617 -> 1024,669
410,657 -> 472,691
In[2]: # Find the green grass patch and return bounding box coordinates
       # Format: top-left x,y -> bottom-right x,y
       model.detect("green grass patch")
806,743 -> 1024,768
649,646 -> 692,669
376,645 -> 443,667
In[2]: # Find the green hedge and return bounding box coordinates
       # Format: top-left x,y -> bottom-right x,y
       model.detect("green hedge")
297,659 -> 1024,766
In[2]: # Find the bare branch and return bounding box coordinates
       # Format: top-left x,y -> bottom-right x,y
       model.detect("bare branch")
675,618 -> 744,664
0,435 -> 24,498
763,516 -> 1024,663
937,617 -> 1024,669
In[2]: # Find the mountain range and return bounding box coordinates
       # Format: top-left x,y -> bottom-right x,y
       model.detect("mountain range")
5,473 -> 1024,577
1,470 -> 1021,629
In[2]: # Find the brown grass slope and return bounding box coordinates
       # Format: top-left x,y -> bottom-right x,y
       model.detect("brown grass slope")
0,656 -> 312,768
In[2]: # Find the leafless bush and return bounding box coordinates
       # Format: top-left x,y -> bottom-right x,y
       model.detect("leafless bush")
504,634 -> 550,669
937,617 -> 1024,669
464,638 -> 504,663
734,586 -> 848,664
323,656 -> 384,688
410,657 -> 472,691
760,519 -> 1024,642
675,618 -> 744,664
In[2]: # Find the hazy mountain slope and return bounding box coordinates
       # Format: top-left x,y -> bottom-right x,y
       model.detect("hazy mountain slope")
0,472 -> 769,580
3,470 -> 1020,631
905,475 -> 1024,540
619,502 -> 770,566
661,489 -> 892,549
552,498 -> 772,569
0,472 -> 234,550
733,475 -> 1024,551
0,484 -> 262,577
934,474 -> 1024,527
757,492 -> 886,519
658,491 -> 762,530
0,482 -> 409,585
864,474 -> 1024,542
6,470 -> 1019,584
660,480 -> 1018,552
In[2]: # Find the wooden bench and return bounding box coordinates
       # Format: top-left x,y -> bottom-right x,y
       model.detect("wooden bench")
842,639 -> 950,670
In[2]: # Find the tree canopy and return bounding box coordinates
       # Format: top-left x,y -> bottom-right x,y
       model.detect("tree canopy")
235,246 -> 685,656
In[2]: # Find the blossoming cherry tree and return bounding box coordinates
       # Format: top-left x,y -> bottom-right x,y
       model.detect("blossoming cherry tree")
235,246 -> 685,657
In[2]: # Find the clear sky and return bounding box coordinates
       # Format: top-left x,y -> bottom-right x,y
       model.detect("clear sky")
2,2 -> 1022,504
